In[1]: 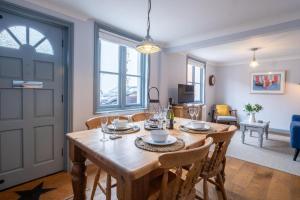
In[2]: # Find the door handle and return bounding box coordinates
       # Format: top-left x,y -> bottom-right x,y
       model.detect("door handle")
0,179 -> 4,184
13,80 -> 43,88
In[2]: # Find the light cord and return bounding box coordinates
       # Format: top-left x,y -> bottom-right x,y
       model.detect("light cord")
146,0 -> 151,38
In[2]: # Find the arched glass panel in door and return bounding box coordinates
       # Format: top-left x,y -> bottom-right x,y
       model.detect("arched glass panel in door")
0,25 -> 54,55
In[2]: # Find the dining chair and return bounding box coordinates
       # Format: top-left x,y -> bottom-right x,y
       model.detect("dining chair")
131,112 -> 151,122
147,137 -> 213,200
85,115 -> 128,200
196,125 -> 237,200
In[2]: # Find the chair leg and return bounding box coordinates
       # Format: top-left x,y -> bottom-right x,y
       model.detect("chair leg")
217,173 -> 227,200
91,168 -> 101,200
106,174 -> 112,200
294,149 -> 300,161
203,178 -> 208,200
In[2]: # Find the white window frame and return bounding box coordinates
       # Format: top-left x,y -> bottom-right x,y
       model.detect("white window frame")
186,57 -> 206,103
94,25 -> 149,113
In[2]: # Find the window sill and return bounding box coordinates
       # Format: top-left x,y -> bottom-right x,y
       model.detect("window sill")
94,107 -> 148,115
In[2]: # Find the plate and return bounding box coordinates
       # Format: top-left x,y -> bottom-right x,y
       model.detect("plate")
142,135 -> 177,146
184,122 -> 211,131
107,124 -> 132,131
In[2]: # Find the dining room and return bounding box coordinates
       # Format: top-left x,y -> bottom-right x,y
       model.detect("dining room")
1,0 -> 300,200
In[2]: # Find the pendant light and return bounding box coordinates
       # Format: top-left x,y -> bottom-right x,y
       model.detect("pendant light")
249,48 -> 260,68
136,0 -> 161,54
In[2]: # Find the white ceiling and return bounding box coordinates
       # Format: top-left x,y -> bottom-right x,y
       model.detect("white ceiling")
24,0 -> 300,47
22,0 -> 300,63
189,30 -> 300,64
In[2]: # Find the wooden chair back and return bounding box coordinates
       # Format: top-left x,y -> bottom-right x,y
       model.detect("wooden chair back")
204,125 -> 237,175
158,137 -> 213,200
85,115 -> 128,129
131,112 -> 151,122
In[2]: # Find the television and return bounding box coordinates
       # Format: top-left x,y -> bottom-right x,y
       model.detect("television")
178,84 -> 194,103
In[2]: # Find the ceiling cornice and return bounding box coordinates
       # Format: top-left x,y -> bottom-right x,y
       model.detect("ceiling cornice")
213,55 -> 300,67
164,19 -> 300,53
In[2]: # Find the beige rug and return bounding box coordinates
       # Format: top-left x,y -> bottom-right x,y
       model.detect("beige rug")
227,130 -> 300,176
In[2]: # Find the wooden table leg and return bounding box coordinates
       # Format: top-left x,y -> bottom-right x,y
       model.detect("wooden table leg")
259,130 -> 263,148
70,142 -> 87,200
241,130 -> 246,144
117,174 -> 150,200
265,126 -> 269,140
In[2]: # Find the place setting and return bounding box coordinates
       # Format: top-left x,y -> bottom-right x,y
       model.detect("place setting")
99,117 -> 140,141
135,130 -> 185,152
179,120 -> 216,134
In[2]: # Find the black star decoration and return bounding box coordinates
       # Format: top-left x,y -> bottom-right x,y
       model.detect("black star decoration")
15,182 -> 55,200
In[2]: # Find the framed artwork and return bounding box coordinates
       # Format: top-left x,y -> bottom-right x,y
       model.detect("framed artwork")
250,71 -> 286,94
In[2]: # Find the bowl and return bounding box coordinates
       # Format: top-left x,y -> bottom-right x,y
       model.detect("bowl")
150,130 -> 168,143
114,119 -> 129,129
185,121 -> 210,131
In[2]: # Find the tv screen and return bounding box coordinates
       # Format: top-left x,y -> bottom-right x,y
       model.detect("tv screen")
178,84 -> 194,103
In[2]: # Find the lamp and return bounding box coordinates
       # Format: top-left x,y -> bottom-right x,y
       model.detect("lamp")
249,48 -> 260,68
136,0 -> 161,54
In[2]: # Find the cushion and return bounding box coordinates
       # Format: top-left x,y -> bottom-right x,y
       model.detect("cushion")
217,116 -> 237,122
216,104 -> 230,116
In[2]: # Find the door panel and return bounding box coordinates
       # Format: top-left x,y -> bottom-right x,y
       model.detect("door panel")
0,129 -> 23,173
0,89 -> 23,120
0,10 -> 64,190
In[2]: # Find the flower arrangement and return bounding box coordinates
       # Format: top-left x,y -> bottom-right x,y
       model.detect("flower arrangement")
243,103 -> 263,114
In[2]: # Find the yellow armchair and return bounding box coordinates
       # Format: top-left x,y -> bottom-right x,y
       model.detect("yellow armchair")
212,104 -> 238,125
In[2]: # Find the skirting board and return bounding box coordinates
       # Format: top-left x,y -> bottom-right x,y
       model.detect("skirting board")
269,128 -> 289,135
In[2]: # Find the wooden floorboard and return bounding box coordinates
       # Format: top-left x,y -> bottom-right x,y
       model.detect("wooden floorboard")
1,156 -> 300,200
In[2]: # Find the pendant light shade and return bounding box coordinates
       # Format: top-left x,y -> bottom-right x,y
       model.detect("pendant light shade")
136,36 -> 161,54
249,48 -> 260,68
136,0 -> 161,54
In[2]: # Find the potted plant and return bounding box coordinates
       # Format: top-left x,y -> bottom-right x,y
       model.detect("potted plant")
243,103 -> 263,123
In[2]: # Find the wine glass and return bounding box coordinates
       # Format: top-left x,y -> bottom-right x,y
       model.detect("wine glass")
100,117 -> 109,142
194,107 -> 199,120
189,107 -> 195,120
111,116 -> 119,138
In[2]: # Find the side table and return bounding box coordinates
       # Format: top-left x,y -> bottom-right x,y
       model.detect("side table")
240,121 -> 270,147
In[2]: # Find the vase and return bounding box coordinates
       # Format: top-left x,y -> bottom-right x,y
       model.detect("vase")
248,113 -> 256,123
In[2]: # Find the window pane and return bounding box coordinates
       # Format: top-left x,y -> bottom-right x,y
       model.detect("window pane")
0,29 -> 20,49
195,66 -> 201,83
100,73 -> 119,106
126,76 -> 141,105
100,40 -> 119,73
29,28 -> 45,46
9,26 -> 26,45
194,83 -> 201,102
35,39 -> 53,55
126,47 -> 140,75
187,64 -> 193,82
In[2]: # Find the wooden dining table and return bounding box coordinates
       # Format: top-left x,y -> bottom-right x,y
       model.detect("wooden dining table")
67,118 -> 229,200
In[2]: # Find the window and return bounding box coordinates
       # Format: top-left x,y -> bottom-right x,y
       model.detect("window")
95,28 -> 148,112
0,26 -> 54,55
187,58 -> 205,103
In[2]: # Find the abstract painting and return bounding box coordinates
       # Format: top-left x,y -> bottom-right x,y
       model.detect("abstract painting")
250,71 -> 285,94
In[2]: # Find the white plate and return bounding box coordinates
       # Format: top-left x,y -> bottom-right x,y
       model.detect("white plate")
184,122 -> 211,131
142,135 -> 177,146
107,124 -> 132,131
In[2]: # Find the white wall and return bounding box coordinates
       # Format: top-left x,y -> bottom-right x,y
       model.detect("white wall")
215,58 -> 300,131
160,52 -> 217,120
8,0 -> 161,131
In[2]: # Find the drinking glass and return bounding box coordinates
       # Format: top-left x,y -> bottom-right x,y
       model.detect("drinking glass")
194,107 -> 199,120
100,117 -> 109,142
111,116 -> 119,138
189,107 -> 195,120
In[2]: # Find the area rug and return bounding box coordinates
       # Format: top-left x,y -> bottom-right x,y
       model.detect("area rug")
227,130 -> 300,176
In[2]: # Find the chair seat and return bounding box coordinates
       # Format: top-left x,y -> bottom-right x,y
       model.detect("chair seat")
217,115 -> 237,122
